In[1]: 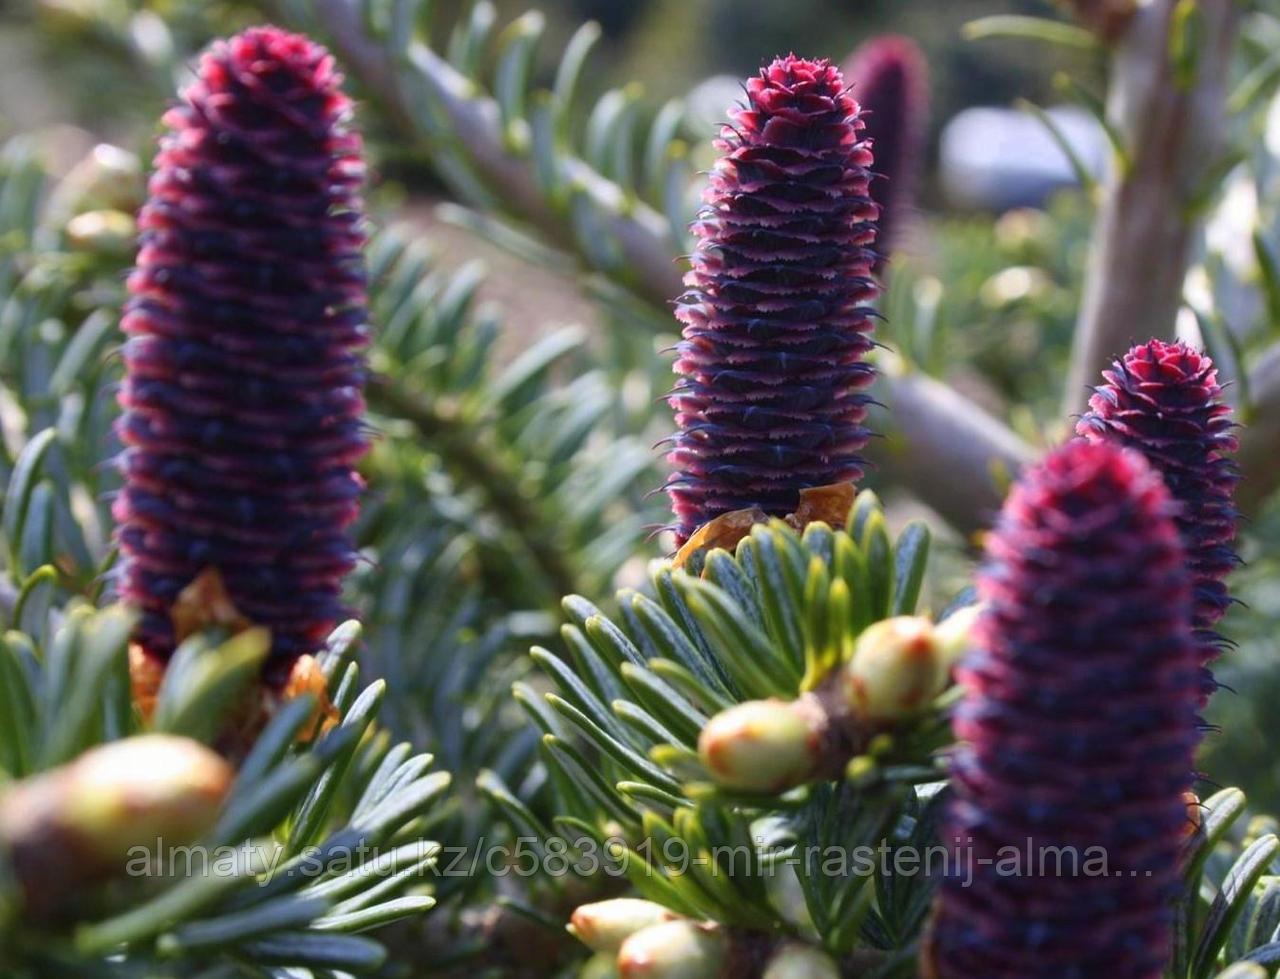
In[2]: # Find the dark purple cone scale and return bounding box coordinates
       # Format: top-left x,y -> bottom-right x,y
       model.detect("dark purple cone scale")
930,441 -> 1200,979
115,26 -> 368,673
1076,339 -> 1239,700
843,35 -> 928,273
666,55 -> 879,545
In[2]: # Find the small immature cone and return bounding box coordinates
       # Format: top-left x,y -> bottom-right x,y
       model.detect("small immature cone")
842,36 -> 929,273
666,55 -> 879,545
115,26 -> 368,680
617,920 -> 727,979
1076,339 -> 1239,701
697,698 -> 821,793
929,441 -> 1200,979
841,615 -> 948,724
0,735 -> 232,921
570,899 -> 680,954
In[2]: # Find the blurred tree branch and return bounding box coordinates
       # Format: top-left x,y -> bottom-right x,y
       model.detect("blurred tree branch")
1238,344 -> 1280,514
1062,0 -> 1240,416
873,362 -> 1035,536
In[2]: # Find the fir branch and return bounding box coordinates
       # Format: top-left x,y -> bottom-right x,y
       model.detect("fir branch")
367,372 -> 580,601
284,0 -> 681,305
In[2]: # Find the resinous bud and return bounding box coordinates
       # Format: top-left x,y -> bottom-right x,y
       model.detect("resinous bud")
697,698 -> 819,793
842,616 -> 948,724
762,942 -> 840,979
569,898 -> 679,953
54,143 -> 144,216
933,603 -> 982,670
0,735 -> 232,918
617,920 -> 727,979
65,209 -> 135,256
42,735 -> 231,864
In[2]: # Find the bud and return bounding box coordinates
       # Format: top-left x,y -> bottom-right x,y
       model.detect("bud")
0,735 -> 232,919
569,899 -> 680,953
617,920 -> 726,979
842,616 -> 947,724
932,604 -> 982,670
51,143 -> 144,217
698,699 -> 820,793
762,942 -> 840,979
64,209 -> 135,256
580,951 -> 621,979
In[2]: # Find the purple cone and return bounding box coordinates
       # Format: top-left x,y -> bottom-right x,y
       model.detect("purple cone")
666,55 -> 879,545
1076,339 -> 1240,700
115,26 -> 368,674
843,35 -> 929,272
929,440 -> 1200,979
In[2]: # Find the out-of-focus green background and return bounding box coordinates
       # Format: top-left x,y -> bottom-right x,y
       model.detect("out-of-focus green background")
4,0 -> 1279,823
0,0 -> 1095,192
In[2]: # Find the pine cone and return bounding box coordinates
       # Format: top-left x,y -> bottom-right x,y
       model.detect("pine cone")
929,440 -> 1200,979
665,55 -> 879,545
114,26 -> 368,676
1076,339 -> 1240,700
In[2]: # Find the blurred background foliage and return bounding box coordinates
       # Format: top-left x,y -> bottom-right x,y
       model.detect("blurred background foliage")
5,0 -> 1280,969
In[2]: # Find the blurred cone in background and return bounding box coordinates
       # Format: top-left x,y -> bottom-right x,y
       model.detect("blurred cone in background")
843,35 -> 929,275
1061,0 -> 1137,42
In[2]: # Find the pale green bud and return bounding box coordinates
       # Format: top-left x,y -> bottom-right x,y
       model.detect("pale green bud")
59,735 -> 231,862
0,735 -> 231,919
65,209 -> 135,256
762,942 -> 840,979
579,950 -> 621,979
1,735 -> 231,870
569,898 -> 679,953
617,920 -> 726,979
933,604 -> 982,669
54,143 -> 144,215
842,616 -> 948,724
698,698 -> 819,793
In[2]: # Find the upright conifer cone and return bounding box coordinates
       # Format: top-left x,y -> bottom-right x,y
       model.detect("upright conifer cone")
928,440 -> 1200,979
1076,339 -> 1239,697
665,55 -> 880,545
843,36 -> 928,272
115,26 -> 368,674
